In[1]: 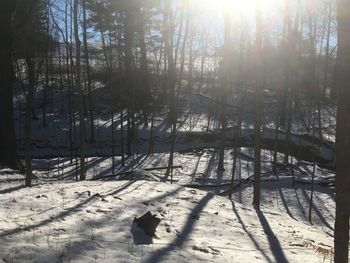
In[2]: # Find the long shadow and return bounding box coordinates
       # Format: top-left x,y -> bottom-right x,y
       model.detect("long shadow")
0,179 -> 140,240
94,166 -> 113,179
144,192 -> 214,263
134,154 -> 149,168
278,188 -> 296,221
0,194 -> 98,238
255,208 -> 289,263
313,191 -> 335,220
231,201 -> 273,263
0,184 -> 25,195
216,169 -> 224,186
190,153 -> 203,183
102,180 -> 136,197
300,186 -> 334,231
145,185 -> 183,204
61,157 -> 109,180
0,178 -> 26,183
110,181 -> 147,198
201,151 -> 216,181
95,154 -> 149,180
293,187 -> 308,221
233,179 -> 334,222
52,183 -> 184,261
148,153 -> 167,170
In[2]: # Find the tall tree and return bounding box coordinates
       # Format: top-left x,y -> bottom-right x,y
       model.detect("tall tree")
14,0 -> 51,186
24,55 -> 35,187
165,0 -> 177,181
334,0 -> 350,261
82,0 -> 95,143
253,0 -> 263,209
0,1 -> 18,169
217,9 -> 230,172
74,0 -> 86,180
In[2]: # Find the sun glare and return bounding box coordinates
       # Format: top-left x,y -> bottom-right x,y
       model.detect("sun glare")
196,0 -> 276,17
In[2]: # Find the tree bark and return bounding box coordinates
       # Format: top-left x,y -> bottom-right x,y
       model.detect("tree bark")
164,1 -> 177,181
24,56 -> 35,187
0,1 -> 18,169
74,0 -> 86,180
253,1 -> 263,209
82,0 -> 95,143
334,0 -> 350,261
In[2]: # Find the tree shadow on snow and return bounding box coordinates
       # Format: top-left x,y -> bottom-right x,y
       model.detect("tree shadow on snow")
0,184 -> 26,195
230,200 -> 273,263
144,192 -> 214,263
233,179 -> 334,230
255,208 -> 289,263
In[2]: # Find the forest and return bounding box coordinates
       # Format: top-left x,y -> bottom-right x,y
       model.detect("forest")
0,0 -> 350,262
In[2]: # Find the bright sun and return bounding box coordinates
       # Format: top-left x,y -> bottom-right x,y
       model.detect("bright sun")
197,0 -> 276,17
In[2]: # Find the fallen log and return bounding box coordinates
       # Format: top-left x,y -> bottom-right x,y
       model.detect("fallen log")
184,128 -> 335,171
219,175 -> 255,196
219,172 -> 271,196
182,183 -> 233,189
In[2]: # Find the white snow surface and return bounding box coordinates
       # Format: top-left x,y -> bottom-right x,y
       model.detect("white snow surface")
0,170 -> 336,263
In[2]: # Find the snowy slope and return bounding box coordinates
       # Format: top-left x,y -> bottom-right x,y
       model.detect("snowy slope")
0,171 -> 334,263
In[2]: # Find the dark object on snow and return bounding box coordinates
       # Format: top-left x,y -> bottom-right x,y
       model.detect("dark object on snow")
133,211 -> 161,237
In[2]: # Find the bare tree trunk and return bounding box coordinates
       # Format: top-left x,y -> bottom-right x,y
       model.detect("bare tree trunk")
100,30 -> 111,75
58,43 -> 64,114
199,32 -> 209,91
42,12 -> 50,128
279,0 -> 291,128
120,110 -> 125,167
0,1 -> 18,169
124,5 -> 136,158
253,1 -> 263,209
334,0 -> 350,261
82,0 -> 95,143
165,1 -> 177,181
217,9 -> 231,172
65,0 -> 74,163
74,0 -> 86,180
323,1 -> 332,97
179,3 -> 190,82
217,94 -> 226,172
229,93 -> 245,199
148,111 -> 155,155
174,1 -> 184,68
25,56 -> 35,187
111,113 -> 115,173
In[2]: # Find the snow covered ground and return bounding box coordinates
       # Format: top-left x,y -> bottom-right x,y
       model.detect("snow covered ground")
0,169 -> 336,263
5,81 -> 340,262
